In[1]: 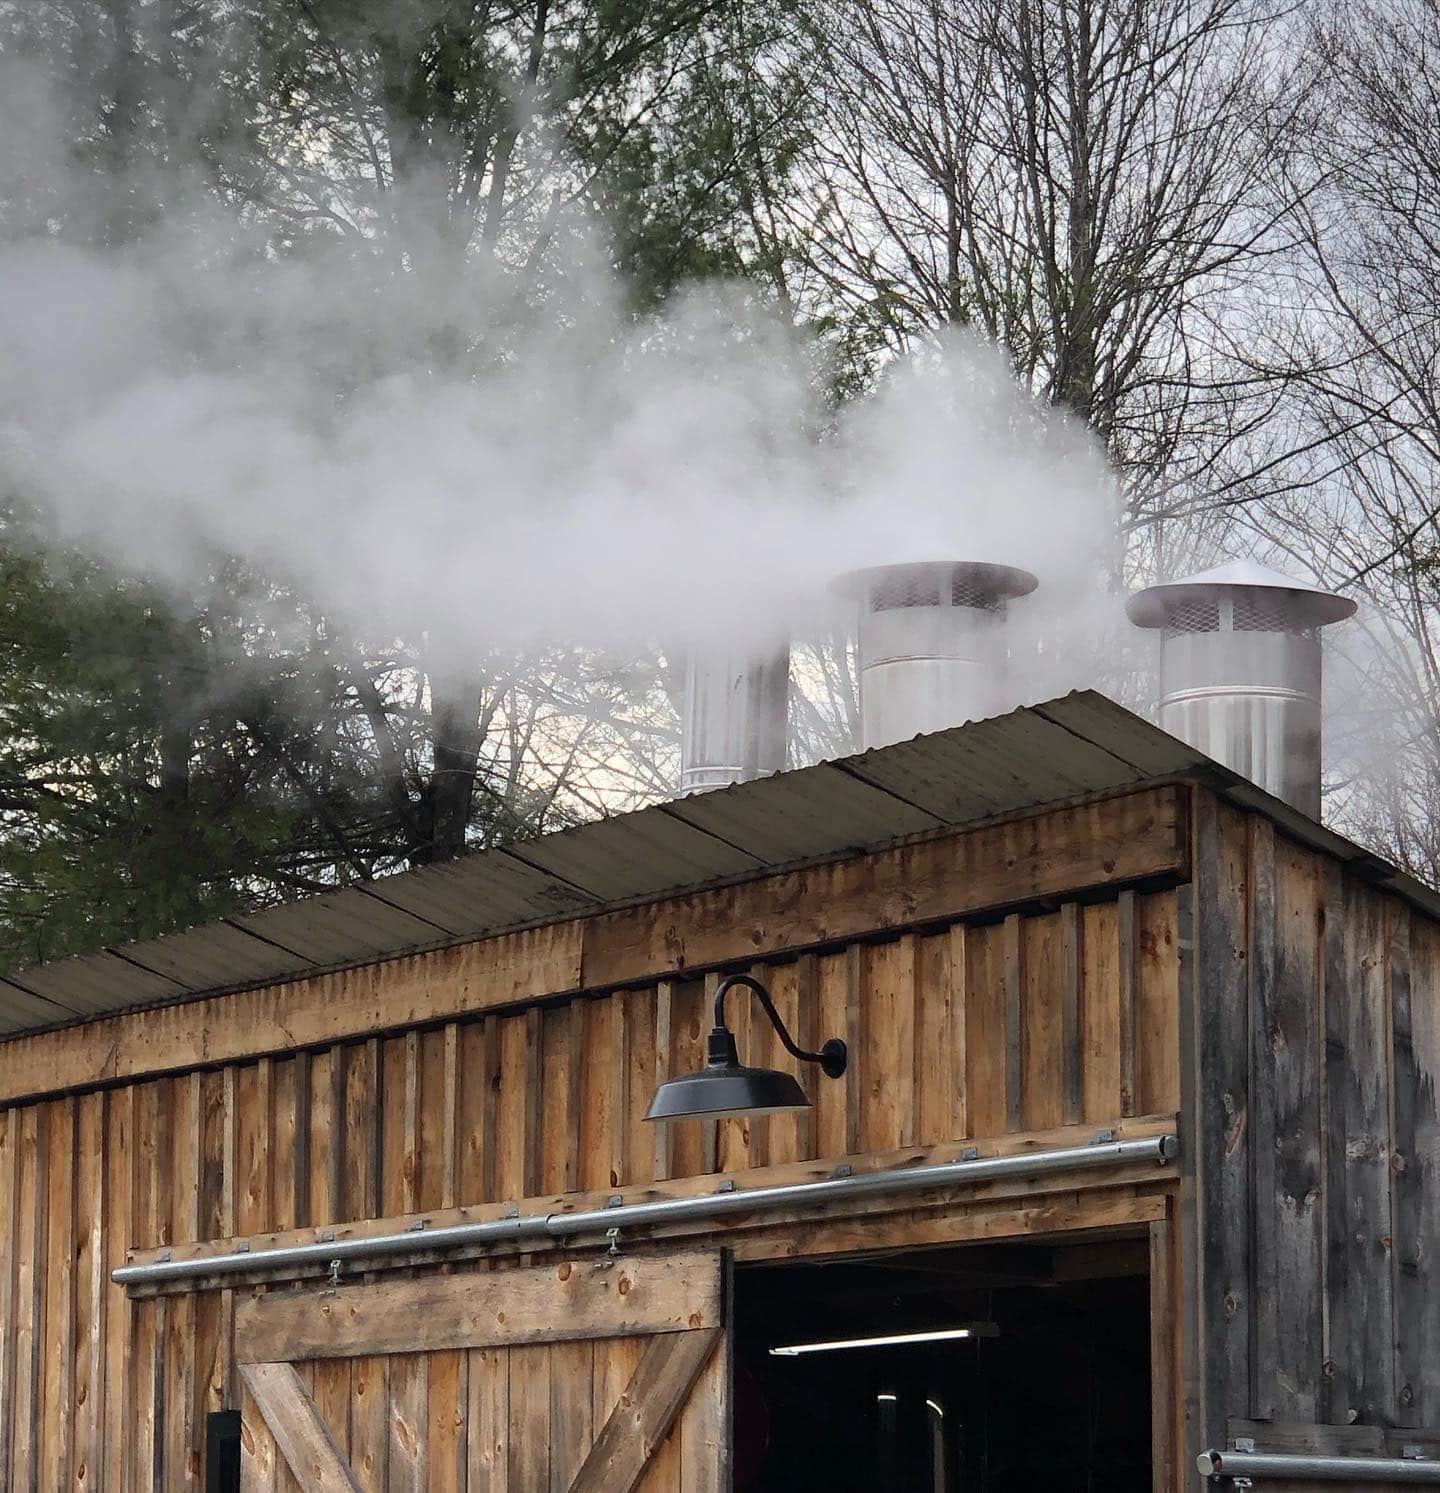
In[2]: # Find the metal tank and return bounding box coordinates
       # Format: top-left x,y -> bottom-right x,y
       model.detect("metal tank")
838,561 -> 1039,751
679,646 -> 790,795
1126,559 -> 1356,818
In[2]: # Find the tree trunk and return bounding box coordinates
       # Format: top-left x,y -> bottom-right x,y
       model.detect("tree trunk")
415,680 -> 483,863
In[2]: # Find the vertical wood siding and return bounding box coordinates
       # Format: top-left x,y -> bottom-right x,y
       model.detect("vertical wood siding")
0,889 -> 1179,1484
1190,799 -> 1440,1447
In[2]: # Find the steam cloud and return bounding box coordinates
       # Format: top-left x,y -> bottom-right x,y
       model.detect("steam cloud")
0,53 -> 1120,695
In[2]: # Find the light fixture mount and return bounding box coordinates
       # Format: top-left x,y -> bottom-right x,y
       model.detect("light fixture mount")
644,973 -> 849,1123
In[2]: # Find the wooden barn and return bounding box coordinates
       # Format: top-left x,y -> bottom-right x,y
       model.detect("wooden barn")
0,680 -> 1438,1488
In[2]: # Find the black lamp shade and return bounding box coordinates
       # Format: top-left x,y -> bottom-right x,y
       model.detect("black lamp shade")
644,1062 -> 811,1123
644,976 -> 847,1123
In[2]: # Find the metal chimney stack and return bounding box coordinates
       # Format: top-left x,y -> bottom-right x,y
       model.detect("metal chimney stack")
1126,560 -> 1356,818
840,561 -> 1038,751
679,647 -> 790,795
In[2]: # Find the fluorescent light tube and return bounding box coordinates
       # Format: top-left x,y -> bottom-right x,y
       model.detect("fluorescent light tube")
770,1326 -> 979,1356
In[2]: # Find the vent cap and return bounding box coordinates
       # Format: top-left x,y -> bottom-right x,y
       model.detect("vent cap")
1126,559 -> 1355,631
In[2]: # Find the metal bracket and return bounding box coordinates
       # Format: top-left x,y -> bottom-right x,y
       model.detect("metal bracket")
833,1163 -> 854,1179
715,1179 -> 736,1193
962,1146 -> 980,1161
319,1257 -> 342,1295
1233,1438 -> 1256,1453
593,1225 -> 623,1270
409,1218 -> 428,1233
1094,1128 -> 1116,1145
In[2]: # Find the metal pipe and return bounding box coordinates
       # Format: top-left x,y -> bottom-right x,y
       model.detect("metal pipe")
113,1132 -> 1177,1290
837,560 -> 1038,751
679,644 -> 789,795
1127,559 -> 1356,818
1198,1449 -> 1440,1483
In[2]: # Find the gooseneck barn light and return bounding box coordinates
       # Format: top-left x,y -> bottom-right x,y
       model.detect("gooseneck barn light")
644,973 -> 847,1123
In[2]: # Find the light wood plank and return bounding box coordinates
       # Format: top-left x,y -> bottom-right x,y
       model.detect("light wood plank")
1060,903 -> 1083,1126
467,1346 -> 509,1492
348,1356 -> 388,1490
563,1002 -> 588,1194
419,1027 -> 448,1213
41,1097 -> 76,1489
675,1318 -> 728,1493
653,983 -> 674,1181
1021,912 -> 1063,1131
947,925 -> 968,1141
236,1251 -> 723,1363
0,1108 -> 18,1478
457,1022 -> 489,1206
507,1342 -> 551,1491
1081,900 -> 1121,1123
844,945 -> 863,1156
242,1381 -> 282,1492
549,1338 -> 595,1491
1136,891 -> 1181,1115
103,1087 -> 135,1489
74,1098 -> 108,1493
697,973 -> 720,1177
426,1348 -> 466,1493
387,1353 -> 427,1491
10,1105 -> 45,1489
1117,889 -> 1138,1118
480,1016 -> 501,1203
344,1041 -> 380,1223
401,1031 -> 421,1215
1004,913 -> 1024,1132
607,996 -> 632,1188
166,1074 -> 203,1488
240,1361 -> 361,1492
440,1024 -> 460,1210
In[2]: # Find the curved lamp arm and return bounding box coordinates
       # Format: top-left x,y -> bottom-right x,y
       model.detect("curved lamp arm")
712,973 -> 848,1079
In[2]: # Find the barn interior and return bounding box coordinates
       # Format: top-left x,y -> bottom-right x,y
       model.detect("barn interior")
734,1236 -> 1152,1492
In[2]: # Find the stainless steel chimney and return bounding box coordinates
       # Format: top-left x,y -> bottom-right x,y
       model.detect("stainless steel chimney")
840,561 -> 1039,751
679,646 -> 790,794
1126,559 -> 1356,817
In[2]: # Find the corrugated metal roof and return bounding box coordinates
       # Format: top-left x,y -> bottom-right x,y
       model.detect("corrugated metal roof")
1,690 -> 1434,1041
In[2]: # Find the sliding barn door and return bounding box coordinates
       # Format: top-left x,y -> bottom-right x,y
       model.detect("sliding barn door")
234,1249 -> 730,1492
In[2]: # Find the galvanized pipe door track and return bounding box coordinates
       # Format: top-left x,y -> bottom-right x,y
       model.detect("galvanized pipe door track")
114,1131 -> 1177,1290
1198,1448 -> 1440,1483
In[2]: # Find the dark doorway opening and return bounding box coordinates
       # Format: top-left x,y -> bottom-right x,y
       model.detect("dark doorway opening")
734,1235 -> 1152,1492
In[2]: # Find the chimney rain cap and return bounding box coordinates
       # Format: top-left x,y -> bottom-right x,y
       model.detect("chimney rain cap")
1126,559 -> 1356,629
834,559 -> 1038,604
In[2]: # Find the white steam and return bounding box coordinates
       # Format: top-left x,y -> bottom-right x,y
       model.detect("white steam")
0,57 -> 1119,690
